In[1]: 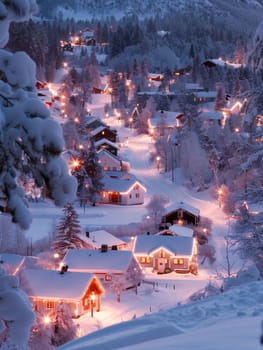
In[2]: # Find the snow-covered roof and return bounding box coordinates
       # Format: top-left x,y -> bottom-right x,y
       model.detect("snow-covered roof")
199,111 -> 223,120
97,149 -> 122,162
185,83 -> 204,91
164,201 -> 200,217
149,111 -> 184,128
0,253 -> 26,275
203,58 -> 242,69
95,138 -> 118,149
22,269 -> 97,300
157,224 -> 193,237
193,91 -> 217,99
90,125 -> 108,137
63,249 -> 134,273
102,176 -> 146,193
79,230 -> 127,249
134,234 -> 194,256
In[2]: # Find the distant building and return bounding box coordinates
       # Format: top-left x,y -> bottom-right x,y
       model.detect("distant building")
162,201 -> 200,227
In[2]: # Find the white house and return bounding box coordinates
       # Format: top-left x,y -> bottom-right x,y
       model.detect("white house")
97,149 -> 122,171
79,229 -> 128,250
21,269 -> 104,318
133,234 -> 198,274
101,172 -> 146,205
63,249 -> 142,288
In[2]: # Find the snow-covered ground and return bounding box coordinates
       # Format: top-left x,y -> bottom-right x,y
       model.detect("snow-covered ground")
23,92 -> 263,349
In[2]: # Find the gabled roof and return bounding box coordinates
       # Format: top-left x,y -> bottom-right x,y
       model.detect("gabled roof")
149,111 -> 184,128
95,138 -> 118,149
90,125 -> 108,137
79,230 -> 126,249
63,249 -> 134,273
102,175 -> 146,193
199,111 -> 223,120
97,149 -> 122,163
22,269 -> 99,300
156,224 -> 193,237
164,201 -> 200,217
134,234 -> 194,256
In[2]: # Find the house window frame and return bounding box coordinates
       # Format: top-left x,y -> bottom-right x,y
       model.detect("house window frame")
174,258 -> 184,265
46,300 -> 55,309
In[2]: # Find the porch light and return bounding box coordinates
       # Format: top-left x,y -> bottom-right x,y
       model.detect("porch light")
43,315 -> 50,324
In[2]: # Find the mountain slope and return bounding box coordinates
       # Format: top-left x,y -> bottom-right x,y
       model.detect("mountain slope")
36,0 -> 263,24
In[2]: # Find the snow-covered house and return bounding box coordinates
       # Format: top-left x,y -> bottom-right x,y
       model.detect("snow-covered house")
156,224 -> 194,237
95,138 -> 119,156
191,91 -> 217,104
133,234 -> 198,274
148,110 -> 184,136
85,116 -> 107,131
63,249 -> 142,288
162,201 -> 200,226
79,229 -> 128,250
97,149 -> 122,171
90,126 -> 117,143
101,172 -> 146,205
199,110 -> 223,127
22,269 -> 104,318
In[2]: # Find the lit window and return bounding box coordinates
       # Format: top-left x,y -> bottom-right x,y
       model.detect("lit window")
160,250 -> 165,258
174,258 -> 184,265
47,300 -> 55,309
141,257 -> 146,263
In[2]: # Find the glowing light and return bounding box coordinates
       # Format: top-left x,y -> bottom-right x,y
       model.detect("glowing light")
43,315 -> 50,324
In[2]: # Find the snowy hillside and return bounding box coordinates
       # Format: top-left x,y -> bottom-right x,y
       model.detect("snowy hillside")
58,280 -> 263,350
36,0 -> 263,22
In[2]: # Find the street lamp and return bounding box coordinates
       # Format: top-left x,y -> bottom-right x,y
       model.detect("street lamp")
90,292 -> 95,317
218,187 -> 223,208
156,156 -> 161,172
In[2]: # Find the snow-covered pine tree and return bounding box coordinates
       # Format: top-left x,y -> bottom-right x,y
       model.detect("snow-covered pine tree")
50,302 -> 77,347
0,1 -> 77,230
52,202 -> 87,258
85,141 -> 104,206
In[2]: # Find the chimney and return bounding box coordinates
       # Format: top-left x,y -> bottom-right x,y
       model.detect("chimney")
86,231 -> 90,238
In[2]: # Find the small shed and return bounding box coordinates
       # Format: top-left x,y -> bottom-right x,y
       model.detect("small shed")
22,269 -> 104,318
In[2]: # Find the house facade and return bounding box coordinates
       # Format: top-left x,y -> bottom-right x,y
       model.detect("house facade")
162,201 -> 200,227
133,234 -> 198,274
97,149 -> 122,171
22,269 -> 104,318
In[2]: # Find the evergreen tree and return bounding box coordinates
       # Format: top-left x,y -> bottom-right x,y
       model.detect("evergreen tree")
52,203 -> 86,257
83,142 -> 104,206
50,303 -> 77,347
